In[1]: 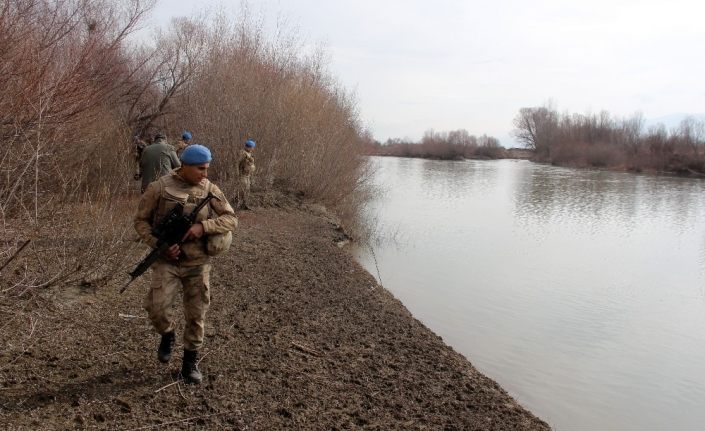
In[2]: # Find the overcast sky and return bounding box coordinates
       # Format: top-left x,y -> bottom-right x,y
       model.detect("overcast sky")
146,0 -> 705,145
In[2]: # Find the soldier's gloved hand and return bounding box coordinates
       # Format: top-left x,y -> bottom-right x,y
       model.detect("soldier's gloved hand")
164,244 -> 181,261
182,223 -> 205,242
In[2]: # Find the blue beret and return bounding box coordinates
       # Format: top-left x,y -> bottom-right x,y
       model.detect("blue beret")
180,144 -> 212,165
245,139 -> 256,148
182,130 -> 192,141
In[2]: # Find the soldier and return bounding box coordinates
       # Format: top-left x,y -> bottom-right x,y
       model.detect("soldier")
235,139 -> 256,210
139,132 -> 180,193
131,135 -> 148,181
174,130 -> 193,158
134,144 -> 237,384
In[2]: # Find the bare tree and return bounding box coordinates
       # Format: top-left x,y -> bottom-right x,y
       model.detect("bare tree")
619,112 -> 644,155
676,117 -> 705,155
512,106 -> 559,157
127,16 -> 208,135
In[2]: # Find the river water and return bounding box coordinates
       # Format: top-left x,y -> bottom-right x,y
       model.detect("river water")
352,156 -> 705,431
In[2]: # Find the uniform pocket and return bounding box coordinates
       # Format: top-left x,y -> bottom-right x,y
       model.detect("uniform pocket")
163,187 -> 189,205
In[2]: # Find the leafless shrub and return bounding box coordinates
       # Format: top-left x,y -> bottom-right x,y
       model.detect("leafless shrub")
370,129 -> 503,160
167,11 -> 373,214
512,105 -> 705,174
0,0 -> 156,298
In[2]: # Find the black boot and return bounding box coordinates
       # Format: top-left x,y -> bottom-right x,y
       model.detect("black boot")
181,349 -> 202,384
157,331 -> 175,363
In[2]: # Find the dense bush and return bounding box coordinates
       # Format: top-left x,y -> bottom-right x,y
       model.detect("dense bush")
170,14 -> 371,209
0,1 -> 371,297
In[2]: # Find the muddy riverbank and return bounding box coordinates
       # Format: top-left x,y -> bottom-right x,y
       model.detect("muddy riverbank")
0,203 -> 549,430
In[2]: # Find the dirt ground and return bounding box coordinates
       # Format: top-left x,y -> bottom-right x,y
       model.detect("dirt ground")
0,204 -> 550,430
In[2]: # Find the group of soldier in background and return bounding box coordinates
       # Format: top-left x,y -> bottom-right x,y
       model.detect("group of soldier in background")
129,130 -> 257,384
132,130 -> 256,210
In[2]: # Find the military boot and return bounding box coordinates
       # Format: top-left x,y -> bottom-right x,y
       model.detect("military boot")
181,349 -> 202,384
157,331 -> 175,363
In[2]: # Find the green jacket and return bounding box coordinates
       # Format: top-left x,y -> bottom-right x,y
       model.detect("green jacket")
139,138 -> 181,191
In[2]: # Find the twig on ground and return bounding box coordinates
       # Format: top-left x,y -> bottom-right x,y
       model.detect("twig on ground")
290,340 -> 322,357
118,313 -> 145,319
196,350 -> 211,365
122,412 -> 230,430
154,381 -> 180,393
27,315 -> 38,339
154,376 -> 188,400
0,239 -> 31,274
176,381 -> 186,400
0,318 -> 42,372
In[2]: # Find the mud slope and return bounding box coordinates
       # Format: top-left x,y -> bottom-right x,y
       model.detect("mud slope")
0,206 -> 550,430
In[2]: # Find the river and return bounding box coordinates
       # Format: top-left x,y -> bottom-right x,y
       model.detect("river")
352,156 -> 705,431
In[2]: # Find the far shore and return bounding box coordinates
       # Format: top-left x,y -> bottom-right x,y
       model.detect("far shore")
371,149 -> 705,178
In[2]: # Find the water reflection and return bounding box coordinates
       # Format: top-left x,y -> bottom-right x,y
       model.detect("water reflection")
512,163 -> 705,235
354,156 -> 705,431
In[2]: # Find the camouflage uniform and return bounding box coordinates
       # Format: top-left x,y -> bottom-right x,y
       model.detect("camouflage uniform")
139,137 -> 181,193
173,139 -> 189,158
134,171 -> 237,351
236,149 -> 256,208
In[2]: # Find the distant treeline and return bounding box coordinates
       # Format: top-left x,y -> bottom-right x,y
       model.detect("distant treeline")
366,129 -> 505,160
512,105 -> 705,175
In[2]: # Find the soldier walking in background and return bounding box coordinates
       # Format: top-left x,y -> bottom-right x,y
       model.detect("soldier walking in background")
134,144 -> 237,384
174,130 -> 193,157
139,132 -> 180,193
236,139 -> 256,210
131,135 -> 148,181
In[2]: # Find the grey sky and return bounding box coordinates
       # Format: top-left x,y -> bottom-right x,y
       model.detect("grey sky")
147,0 -> 705,145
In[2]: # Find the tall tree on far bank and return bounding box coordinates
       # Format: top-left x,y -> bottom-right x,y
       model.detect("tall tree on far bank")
512,106 -> 559,157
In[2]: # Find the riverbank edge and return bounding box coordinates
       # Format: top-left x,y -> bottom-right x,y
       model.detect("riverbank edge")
372,153 -> 705,178
0,203 -> 550,430
296,203 -> 552,429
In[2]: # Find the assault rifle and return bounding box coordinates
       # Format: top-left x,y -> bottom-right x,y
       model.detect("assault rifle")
120,192 -> 219,293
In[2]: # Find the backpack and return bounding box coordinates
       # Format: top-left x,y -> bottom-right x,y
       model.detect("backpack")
204,182 -> 233,256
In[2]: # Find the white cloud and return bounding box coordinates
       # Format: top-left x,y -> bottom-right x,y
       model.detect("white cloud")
146,0 -> 705,145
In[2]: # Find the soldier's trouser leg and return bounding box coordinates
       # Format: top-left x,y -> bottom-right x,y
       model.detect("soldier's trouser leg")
182,264 -> 211,351
237,176 -> 251,208
144,262 -> 180,334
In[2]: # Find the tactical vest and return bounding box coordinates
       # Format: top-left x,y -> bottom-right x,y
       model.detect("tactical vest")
154,174 -> 231,262
154,174 -> 211,225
